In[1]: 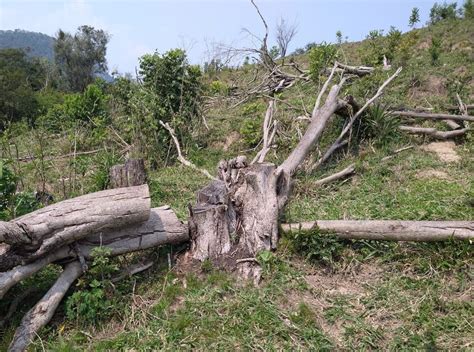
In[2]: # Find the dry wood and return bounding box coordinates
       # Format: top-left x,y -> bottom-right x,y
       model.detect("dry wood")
159,120 -> 216,180
313,68 -> 403,171
8,261 -> 83,352
281,220 -> 474,241
16,149 -> 101,162
391,110 -> 474,122
252,100 -> 277,164
335,62 -> 374,76
109,159 -> 147,188
0,185 -> 150,271
0,206 -> 186,299
314,164 -> 355,186
399,125 -> 469,139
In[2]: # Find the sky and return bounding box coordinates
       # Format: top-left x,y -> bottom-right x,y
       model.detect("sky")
0,0 -> 437,74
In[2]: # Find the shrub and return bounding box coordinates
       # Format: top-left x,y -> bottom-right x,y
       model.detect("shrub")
66,247 -> 119,325
429,36 -> 442,65
360,104 -> 401,147
208,80 -> 229,95
308,42 -> 337,83
359,30 -> 385,66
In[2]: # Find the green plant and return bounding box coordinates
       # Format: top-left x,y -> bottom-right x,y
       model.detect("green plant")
308,42 -> 337,83
361,104 -> 401,147
66,247 -> 119,325
429,2 -> 459,24
208,80 -> 229,95
409,7 -> 420,28
288,229 -> 345,267
240,118 -> 262,147
429,36 -> 442,65
359,30 -> 385,66
464,0 -> 474,18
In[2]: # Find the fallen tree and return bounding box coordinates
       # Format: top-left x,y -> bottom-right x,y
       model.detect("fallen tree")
281,220 -> 474,241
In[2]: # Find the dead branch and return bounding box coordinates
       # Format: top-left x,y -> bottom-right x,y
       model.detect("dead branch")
252,100 -> 277,164
314,164 -> 355,186
281,220 -> 474,242
381,145 -> 413,161
335,62 -> 374,76
399,125 -> 469,139
111,261 -> 154,283
159,120 -> 216,180
391,110 -> 474,123
16,149 -> 101,163
8,261 -> 83,352
313,68 -> 403,172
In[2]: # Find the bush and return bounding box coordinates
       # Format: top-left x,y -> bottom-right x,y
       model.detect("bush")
359,104 -> 401,147
308,42 -> 337,83
429,36 -> 442,65
66,247 -> 119,326
208,80 -> 229,95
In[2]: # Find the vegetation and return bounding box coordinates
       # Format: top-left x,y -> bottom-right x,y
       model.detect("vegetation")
0,1 -> 473,350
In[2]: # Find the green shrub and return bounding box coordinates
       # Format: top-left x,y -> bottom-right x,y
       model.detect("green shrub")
429,2 -> 459,23
359,104 -> 401,147
66,247 -> 119,326
429,36 -> 442,65
240,118 -> 262,147
308,42 -> 337,83
208,80 -> 229,95
288,229 -> 345,267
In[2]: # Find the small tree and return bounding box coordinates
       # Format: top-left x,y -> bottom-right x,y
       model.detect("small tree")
275,17 -> 297,59
54,26 -> 109,92
429,2 -> 458,24
463,0 -> 474,18
409,7 -> 420,28
336,30 -> 343,45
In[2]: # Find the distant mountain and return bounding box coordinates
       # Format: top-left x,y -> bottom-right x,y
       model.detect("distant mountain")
0,29 -> 55,60
0,29 -> 113,82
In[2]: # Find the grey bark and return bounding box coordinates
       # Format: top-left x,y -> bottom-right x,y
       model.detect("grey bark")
8,261 -> 83,352
391,111 -> 474,122
399,125 -> 469,139
0,206 -> 186,299
109,159 -> 147,188
281,220 -> 474,241
0,185 -> 150,271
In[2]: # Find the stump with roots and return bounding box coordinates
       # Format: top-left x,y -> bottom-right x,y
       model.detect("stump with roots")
188,157 -> 291,282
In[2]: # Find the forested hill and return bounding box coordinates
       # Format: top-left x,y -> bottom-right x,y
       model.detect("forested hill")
0,29 -> 55,60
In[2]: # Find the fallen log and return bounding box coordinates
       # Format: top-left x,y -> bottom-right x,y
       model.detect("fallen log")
0,185 -> 150,272
391,111 -> 474,123
281,220 -> 474,241
399,125 -> 469,139
8,261 -> 83,352
0,206 -> 187,299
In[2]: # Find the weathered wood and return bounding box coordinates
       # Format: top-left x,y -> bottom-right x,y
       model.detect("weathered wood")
391,110 -> 474,122
0,185 -> 150,271
314,164 -> 355,186
109,159 -> 147,188
399,125 -> 469,139
281,220 -> 474,241
8,261 -> 83,352
0,206 -> 186,299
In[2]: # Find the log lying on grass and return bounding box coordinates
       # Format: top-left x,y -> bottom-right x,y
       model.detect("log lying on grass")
281,220 -> 474,241
0,185 -> 151,272
399,125 -> 469,139
391,110 -> 474,123
0,206 -> 187,300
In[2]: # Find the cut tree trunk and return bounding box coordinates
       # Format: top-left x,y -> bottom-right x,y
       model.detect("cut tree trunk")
109,159 -> 147,188
399,125 -> 469,139
8,261 -> 83,352
281,220 -> 474,241
0,185 -> 150,272
391,110 -> 474,122
0,206 -> 186,299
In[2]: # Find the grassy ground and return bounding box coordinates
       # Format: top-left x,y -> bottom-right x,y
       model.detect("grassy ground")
1,17 -> 473,352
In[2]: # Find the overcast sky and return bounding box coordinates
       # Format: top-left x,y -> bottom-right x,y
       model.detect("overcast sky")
1,0 -> 436,74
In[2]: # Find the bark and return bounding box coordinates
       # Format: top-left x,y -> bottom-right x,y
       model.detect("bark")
281,220 -> 474,241
8,261 -> 83,352
0,206 -> 186,299
391,111 -> 474,122
399,125 -> 469,139
0,185 -> 150,271
109,159 -> 147,188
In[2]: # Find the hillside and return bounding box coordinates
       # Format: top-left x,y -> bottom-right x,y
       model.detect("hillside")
0,29 -> 55,60
0,13 -> 473,352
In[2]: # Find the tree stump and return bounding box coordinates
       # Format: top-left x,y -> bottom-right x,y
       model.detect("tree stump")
109,159 -> 147,188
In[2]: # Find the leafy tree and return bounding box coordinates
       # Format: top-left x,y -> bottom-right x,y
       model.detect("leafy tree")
336,30 -> 343,45
463,0 -> 474,18
429,2 -> 459,24
429,36 -> 442,65
0,49 -> 46,129
409,7 -> 420,28
308,42 -> 337,83
137,49 -> 202,162
386,26 -> 402,61
54,26 -> 109,92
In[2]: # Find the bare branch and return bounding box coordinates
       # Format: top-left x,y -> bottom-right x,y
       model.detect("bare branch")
252,100 -> 277,164
399,125 -> 469,139
390,110 -> 474,123
314,164 -> 355,186
275,17 -> 298,58
159,120 -> 216,180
